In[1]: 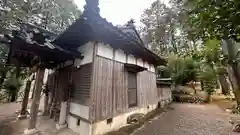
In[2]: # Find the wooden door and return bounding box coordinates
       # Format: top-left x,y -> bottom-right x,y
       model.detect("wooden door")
127,71 -> 138,107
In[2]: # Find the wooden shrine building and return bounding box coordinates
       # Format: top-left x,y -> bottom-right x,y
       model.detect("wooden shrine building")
1,0 -> 172,135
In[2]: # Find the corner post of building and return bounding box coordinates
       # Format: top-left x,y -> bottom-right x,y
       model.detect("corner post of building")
42,87 -> 49,116
18,73 -> 32,119
56,88 -> 69,130
56,62 -> 74,130
42,70 -> 50,116
24,64 -> 45,135
56,101 -> 68,129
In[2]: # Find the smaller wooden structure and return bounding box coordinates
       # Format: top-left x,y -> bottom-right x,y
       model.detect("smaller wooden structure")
40,0 -> 169,134
1,22 -> 82,134
156,78 -> 172,107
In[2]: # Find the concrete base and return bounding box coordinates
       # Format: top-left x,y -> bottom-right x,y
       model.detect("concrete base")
23,128 -> 39,135
56,123 -> 67,130
92,98 -> 172,135
17,114 -> 28,120
92,104 -> 157,135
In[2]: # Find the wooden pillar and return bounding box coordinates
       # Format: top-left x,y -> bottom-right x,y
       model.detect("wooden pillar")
56,101 -> 67,129
30,73 -> 36,99
18,78 -> 32,119
47,92 -> 53,116
50,71 -> 58,119
24,67 -> 44,135
42,91 -> 49,116
42,70 -> 50,116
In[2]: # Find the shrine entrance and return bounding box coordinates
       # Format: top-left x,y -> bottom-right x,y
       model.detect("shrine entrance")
2,22 -> 82,134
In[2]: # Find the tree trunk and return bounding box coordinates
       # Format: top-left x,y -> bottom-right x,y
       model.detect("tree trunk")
19,79 -> 31,117
31,81 -> 36,99
42,90 -> 49,116
218,75 -> 230,95
28,68 -> 44,130
234,91 -> 240,104
50,72 -> 58,119
0,76 -> 6,89
224,39 -> 240,104
192,41 -> 197,51
227,65 -> 240,101
171,31 -> 178,54
200,80 -> 204,91
191,81 -> 196,94
47,92 -> 52,116
10,90 -> 17,102
15,63 -> 20,79
226,73 -> 234,92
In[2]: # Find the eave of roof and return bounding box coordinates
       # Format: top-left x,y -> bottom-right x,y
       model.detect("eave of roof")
54,13 -> 165,65
2,23 -> 83,67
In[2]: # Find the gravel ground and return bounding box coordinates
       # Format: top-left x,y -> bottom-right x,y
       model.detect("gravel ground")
133,103 -> 238,135
0,96 -> 45,135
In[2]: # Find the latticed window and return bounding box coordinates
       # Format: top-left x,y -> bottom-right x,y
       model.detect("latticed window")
127,71 -> 138,107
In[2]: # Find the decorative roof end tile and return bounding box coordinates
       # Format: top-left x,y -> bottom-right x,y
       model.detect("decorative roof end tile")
84,0 -> 100,16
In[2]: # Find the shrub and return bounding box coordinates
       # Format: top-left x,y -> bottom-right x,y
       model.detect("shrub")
167,55 -> 199,86
2,75 -> 22,102
157,65 -> 171,78
200,65 -> 216,102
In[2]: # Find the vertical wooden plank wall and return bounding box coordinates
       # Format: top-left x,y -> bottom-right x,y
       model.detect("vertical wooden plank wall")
47,67 -> 72,111
157,85 -> 172,101
113,62 -> 127,115
138,71 -> 158,108
91,56 -> 113,121
57,67 -> 71,101
91,55 -> 158,122
71,63 -> 93,105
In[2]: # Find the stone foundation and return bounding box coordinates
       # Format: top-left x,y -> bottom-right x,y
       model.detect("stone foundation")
66,98 -> 172,135
92,104 -> 157,135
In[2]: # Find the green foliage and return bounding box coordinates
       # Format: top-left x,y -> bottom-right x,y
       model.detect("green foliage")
184,0 -> 240,41
0,44 -> 9,88
0,65 -> 8,87
2,73 -> 22,102
0,0 -> 81,34
157,65 -> 171,78
203,39 -> 221,63
142,0 -> 231,95
3,75 -> 22,92
200,65 -> 216,95
167,55 -> 199,85
0,0 -> 81,102
140,0 -> 187,56
181,0 -> 240,101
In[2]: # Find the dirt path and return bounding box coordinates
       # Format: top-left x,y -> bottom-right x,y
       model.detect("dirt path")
0,101 -> 237,135
0,95 -> 45,135
0,94 -> 46,122
133,103 -> 238,135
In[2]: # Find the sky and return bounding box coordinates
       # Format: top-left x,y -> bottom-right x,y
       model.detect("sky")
73,0 -> 169,26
